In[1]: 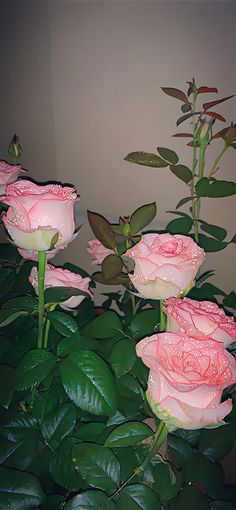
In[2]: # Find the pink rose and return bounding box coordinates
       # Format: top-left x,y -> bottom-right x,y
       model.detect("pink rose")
86,239 -> 114,265
165,297 -> 236,348
30,265 -> 93,310
125,233 -> 205,300
1,180 -> 79,252
0,161 -> 23,194
136,332 -> 236,430
18,248 -> 58,262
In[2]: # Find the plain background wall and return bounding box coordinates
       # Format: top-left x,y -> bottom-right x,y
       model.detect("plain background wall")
0,0 -> 236,482
0,0 -> 235,292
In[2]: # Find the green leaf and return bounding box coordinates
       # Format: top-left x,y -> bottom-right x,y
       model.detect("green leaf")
196,177 -> 236,198
176,196 -> 192,209
0,336 -> 10,359
200,222 -> 227,241
118,375 -> 143,400
0,310 -> 27,328
87,210 -> 116,249
161,87 -> 188,103
57,334 -> 98,357
131,309 -> 159,340
117,484 -> 161,510
168,435 -> 193,468
124,151 -> 168,168
41,403 -> 76,449
169,485 -> 210,510
0,365 -> 14,408
2,296 -> 38,312
223,292 -> 236,310
64,490 -> 115,510
130,202 -> 157,235
210,502 -> 235,510
102,254 -> 123,281
153,462 -> 181,501
105,422 -> 153,447
176,111 -> 200,126
199,424 -> 234,462
72,443 -> 120,490
48,311 -> 79,337
0,466 -> 45,509
184,452 -> 225,499
110,338 -> 136,377
50,437 -> 85,490
166,216 -> 193,234
41,495 -> 65,510
170,164 -> 192,184
197,234 -> 227,252
45,287 -> 89,304
157,147 -> 179,165
59,350 -> 117,416
15,349 -> 56,390
189,282 -> 226,300
82,311 -> 122,339
76,422 -> 106,442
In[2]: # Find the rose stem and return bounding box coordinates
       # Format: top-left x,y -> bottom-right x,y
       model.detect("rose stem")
37,250 -> 46,349
125,237 -> 136,316
191,83 -> 199,243
108,421 -> 168,503
159,299 -> 166,332
44,303 -> 57,349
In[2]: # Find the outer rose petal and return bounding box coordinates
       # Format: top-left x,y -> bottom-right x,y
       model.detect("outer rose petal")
3,216 -> 59,251
130,274 -> 181,300
18,248 -> 58,262
0,161 -> 22,186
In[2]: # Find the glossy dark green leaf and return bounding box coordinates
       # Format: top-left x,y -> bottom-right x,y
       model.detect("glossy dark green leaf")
15,349 -> 56,390
72,443 -> 120,490
59,350 -> 117,416
0,365 -> 14,408
168,435 -> 193,468
76,422 -> 106,442
57,334 -> 98,357
197,234 -> 227,252
0,336 -> 10,359
64,490 -> 115,510
153,462 -> 181,501
49,436 -> 85,490
169,485 -> 210,510
184,452 -> 225,499
41,495 -> 65,510
176,196 -> 193,209
45,286 -> 89,304
130,202 -> 157,235
131,309 -> 159,340
223,292 -> 236,310
117,483 -> 161,510
0,437 -> 21,464
105,422 -> 153,447
189,282 -> 226,300
41,403 -> 76,449
200,222 -> 227,241
176,112 -> 200,127
102,254 -> 123,281
48,311 -> 79,337
196,177 -> 236,198
0,310 -> 27,328
157,147 -> 179,165
170,164 -> 192,184
87,211 -> 116,249
0,466 -> 45,509
2,296 -> 38,312
199,424 -> 234,462
117,375 -> 143,400
166,216 -> 193,234
110,338 -> 136,377
92,271 -> 129,286
124,152 -> 168,168
82,311 -> 122,339
161,87 -> 188,103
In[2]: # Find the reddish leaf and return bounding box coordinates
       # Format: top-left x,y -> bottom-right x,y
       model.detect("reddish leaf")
161,87 -> 188,103
205,111 -> 226,122
212,123 -> 236,140
172,133 -> 193,138
187,140 -> 200,147
176,112 -> 201,127
197,87 -> 218,94
227,123 -> 236,144
203,95 -> 235,111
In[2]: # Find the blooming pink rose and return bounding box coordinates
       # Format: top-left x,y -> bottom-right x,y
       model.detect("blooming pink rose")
30,265 -> 93,310
125,233 -> 205,300
136,332 -> 236,430
0,161 -> 23,194
18,248 -> 58,262
1,180 -> 79,252
86,239 -> 114,265
165,297 -> 236,348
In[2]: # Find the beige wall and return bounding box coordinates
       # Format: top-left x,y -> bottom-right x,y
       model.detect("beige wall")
0,0 -> 235,292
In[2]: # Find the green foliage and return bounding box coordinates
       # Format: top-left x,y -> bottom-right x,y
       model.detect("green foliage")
104,422 -> 153,447
72,442 -> 120,490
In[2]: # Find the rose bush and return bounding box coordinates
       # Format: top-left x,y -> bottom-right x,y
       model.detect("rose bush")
125,233 -> 205,299
86,238 -> 114,265
165,297 -> 236,348
0,160 -> 22,194
136,332 -> 236,430
30,264 -> 93,310
1,180 -> 79,254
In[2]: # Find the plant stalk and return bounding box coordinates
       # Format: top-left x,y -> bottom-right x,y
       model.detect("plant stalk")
37,251 -> 46,349
44,303 -> 57,349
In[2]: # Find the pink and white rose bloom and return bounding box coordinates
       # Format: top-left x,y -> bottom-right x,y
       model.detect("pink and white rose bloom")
1,180 -> 79,253
87,239 -> 114,265
165,297 -> 236,348
0,161 -> 23,194
30,265 -> 93,310
136,332 -> 236,430
18,248 -> 59,262
125,233 -> 205,300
